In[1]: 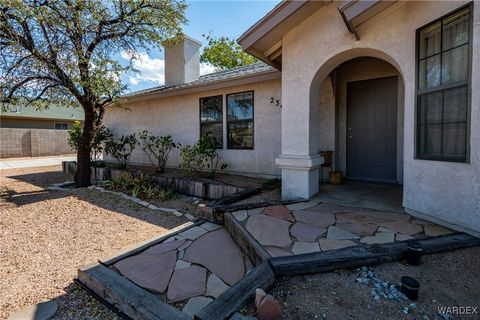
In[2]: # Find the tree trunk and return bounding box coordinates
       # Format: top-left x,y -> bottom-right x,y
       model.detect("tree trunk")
74,107 -> 97,187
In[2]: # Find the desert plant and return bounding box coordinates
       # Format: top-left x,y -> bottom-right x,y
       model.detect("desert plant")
105,134 -> 137,169
106,173 -> 174,201
68,121 -> 112,162
179,134 -> 227,178
138,130 -> 177,173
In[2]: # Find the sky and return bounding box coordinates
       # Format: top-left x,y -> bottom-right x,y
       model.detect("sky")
119,0 -> 279,92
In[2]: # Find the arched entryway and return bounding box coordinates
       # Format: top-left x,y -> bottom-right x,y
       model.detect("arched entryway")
309,51 -> 405,211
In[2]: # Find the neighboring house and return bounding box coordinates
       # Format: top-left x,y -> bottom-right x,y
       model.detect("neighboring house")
105,1 -> 479,234
0,105 -> 84,158
0,104 -> 84,130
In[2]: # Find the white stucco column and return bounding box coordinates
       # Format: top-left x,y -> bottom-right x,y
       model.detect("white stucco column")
276,69 -> 323,200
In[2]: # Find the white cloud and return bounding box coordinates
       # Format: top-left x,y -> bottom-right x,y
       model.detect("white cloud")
121,51 -> 217,87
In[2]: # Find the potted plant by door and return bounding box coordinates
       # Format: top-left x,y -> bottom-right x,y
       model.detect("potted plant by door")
329,171 -> 343,185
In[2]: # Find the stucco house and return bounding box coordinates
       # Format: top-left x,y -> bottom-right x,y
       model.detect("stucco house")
105,1 -> 479,235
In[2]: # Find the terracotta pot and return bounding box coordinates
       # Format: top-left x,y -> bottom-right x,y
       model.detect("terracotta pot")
329,171 -> 343,185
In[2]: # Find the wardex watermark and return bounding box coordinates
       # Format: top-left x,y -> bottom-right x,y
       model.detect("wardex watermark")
438,306 -> 478,315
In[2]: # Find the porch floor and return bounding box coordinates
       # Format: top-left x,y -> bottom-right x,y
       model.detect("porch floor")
318,181 -> 403,213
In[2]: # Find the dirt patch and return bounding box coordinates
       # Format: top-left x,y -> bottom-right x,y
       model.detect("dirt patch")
261,247 -> 480,320
0,165 -> 188,319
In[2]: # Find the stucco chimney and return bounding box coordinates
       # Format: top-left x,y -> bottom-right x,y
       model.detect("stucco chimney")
164,35 -> 202,86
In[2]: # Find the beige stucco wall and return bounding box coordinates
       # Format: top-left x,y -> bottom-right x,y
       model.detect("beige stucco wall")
280,1 -> 480,232
104,79 -> 282,177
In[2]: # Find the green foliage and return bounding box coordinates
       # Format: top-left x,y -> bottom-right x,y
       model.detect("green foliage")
105,134 -> 137,169
68,121 -> 112,161
179,134 -> 227,178
107,173 -> 174,201
200,32 -> 257,70
138,130 -> 177,173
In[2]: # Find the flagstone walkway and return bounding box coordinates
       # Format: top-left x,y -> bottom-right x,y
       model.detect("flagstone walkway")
110,221 -> 253,317
231,199 -> 454,257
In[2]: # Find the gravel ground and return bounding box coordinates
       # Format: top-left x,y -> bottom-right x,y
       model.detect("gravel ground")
266,246 -> 480,320
0,165 -> 188,319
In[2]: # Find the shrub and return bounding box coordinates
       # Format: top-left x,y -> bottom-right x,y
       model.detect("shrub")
105,133 -> 137,169
179,134 -> 227,178
67,121 -> 112,162
106,174 -> 174,201
138,130 -> 177,173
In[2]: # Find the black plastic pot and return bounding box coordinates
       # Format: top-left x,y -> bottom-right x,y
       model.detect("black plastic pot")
401,276 -> 420,300
406,240 -> 423,266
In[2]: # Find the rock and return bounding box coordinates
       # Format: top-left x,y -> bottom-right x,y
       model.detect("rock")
336,211 -> 410,224
148,204 -> 159,210
411,218 -> 434,226
290,222 -> 326,242
183,229 -> 245,286
377,226 -> 395,233
319,239 -> 357,251
265,246 -> 293,257
114,251 -> 176,294
379,222 -> 423,235
167,265 -> 207,301
292,242 -> 321,254
175,260 -> 191,270
179,226 -> 208,240
231,210 -> 248,222
245,214 -> 292,248
182,297 -> 213,318
256,295 -> 282,320
262,205 -> 294,221
200,222 -> 222,232
9,301 -> 58,320
206,274 -> 230,298
335,223 -> 378,236
143,239 -> 186,255
360,232 -> 395,244
184,213 -> 196,221
255,288 -> 267,307
326,226 -> 359,240
178,240 -> 192,251
292,210 -> 335,228
396,234 -> 415,241
424,225 -> 453,237
230,312 -> 257,320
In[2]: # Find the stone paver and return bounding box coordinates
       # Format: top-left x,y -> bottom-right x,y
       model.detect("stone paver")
114,251 -> 176,294
265,246 -> 293,257
360,232 -> 395,244
167,265 -> 206,302
247,207 -> 264,216
262,205 -> 295,222
143,239 -> 186,255
319,239 -> 357,251
379,221 -> 423,235
412,218 -> 435,226
175,260 -> 191,270
231,210 -> 248,222
290,222 -> 326,242
178,240 -> 193,251
9,301 -> 58,320
335,223 -> 377,236
206,274 -> 230,298
285,198 -> 321,211
336,211 -> 409,224
307,203 -> 359,214
184,229 -> 245,286
326,226 -> 359,240
179,226 -> 208,240
424,224 -> 454,237
396,234 -> 415,241
377,226 -> 395,233
245,214 -> 292,248
199,222 -> 223,232
182,296 -> 213,317
292,210 -> 335,228
292,242 -> 321,254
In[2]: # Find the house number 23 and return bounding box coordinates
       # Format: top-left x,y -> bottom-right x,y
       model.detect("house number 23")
270,97 -> 281,108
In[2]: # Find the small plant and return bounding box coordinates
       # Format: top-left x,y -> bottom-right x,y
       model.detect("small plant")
68,121 -> 112,162
179,134 -> 227,178
105,133 -> 137,169
138,130 -> 177,173
106,174 -> 175,201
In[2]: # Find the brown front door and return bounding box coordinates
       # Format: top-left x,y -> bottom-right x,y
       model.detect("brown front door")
346,76 -> 398,182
